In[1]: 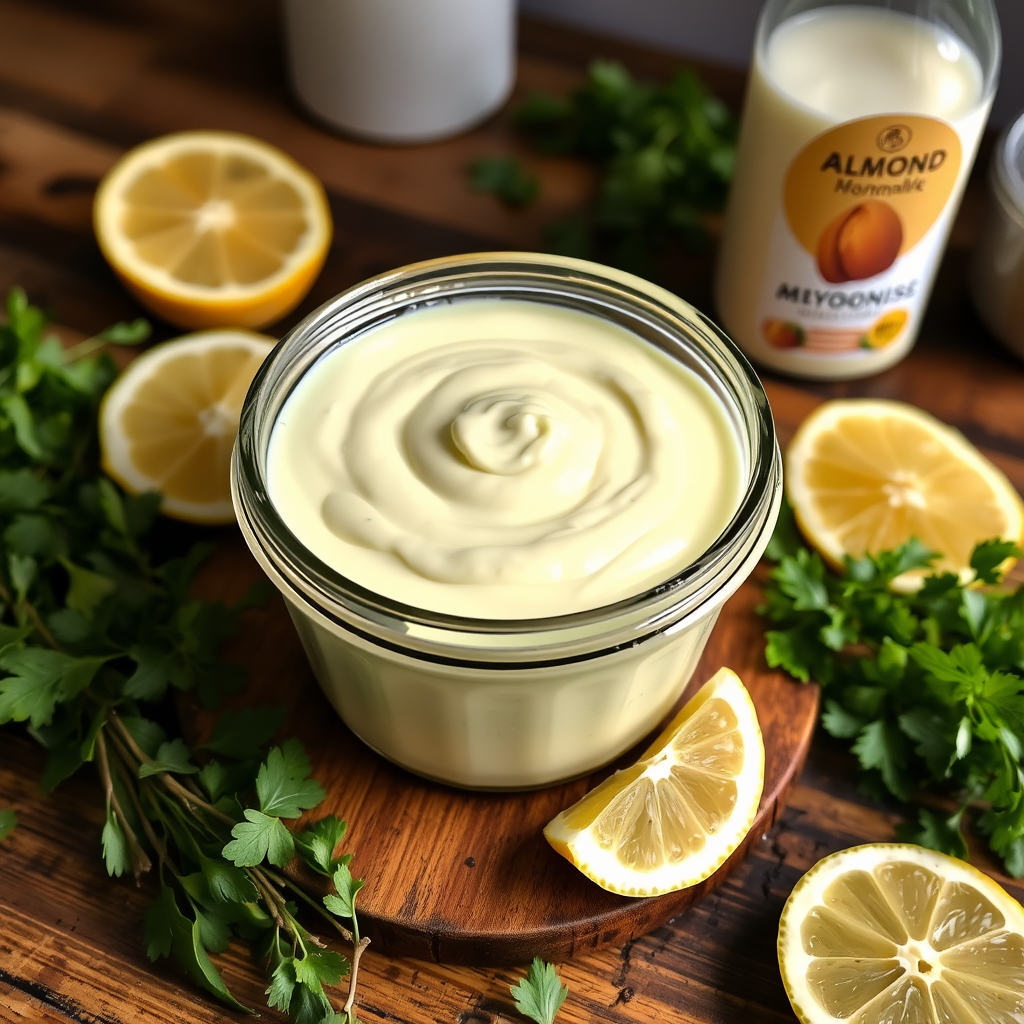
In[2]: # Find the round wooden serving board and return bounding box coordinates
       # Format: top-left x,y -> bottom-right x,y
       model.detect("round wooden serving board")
190,539 -> 820,966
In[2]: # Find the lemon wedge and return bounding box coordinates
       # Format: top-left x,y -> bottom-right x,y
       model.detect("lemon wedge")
100,330 -> 274,524
786,399 -> 1024,589
543,667 -> 764,897
94,131 -> 331,330
779,842 -> 1024,1024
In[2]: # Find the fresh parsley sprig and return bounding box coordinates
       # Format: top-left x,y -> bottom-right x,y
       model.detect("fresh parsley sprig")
511,958 -> 569,1024
0,289 -> 367,1022
761,501 -> 1024,872
470,59 -> 736,275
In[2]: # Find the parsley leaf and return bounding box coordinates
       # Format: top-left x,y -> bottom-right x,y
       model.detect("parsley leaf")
223,808 -> 296,868
0,650 -> 108,728
101,807 -> 131,877
266,960 -> 297,1013
293,947 -> 349,988
761,499 -> 1024,875
323,861 -> 364,921
510,958 -> 569,1024
971,539 -> 1022,585
256,739 -> 326,818
137,739 -> 199,778
771,548 -> 830,611
896,807 -> 968,860
295,815 -> 349,875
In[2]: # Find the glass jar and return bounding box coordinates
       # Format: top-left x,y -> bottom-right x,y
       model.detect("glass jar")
231,254 -> 781,790
970,110 -> 1024,362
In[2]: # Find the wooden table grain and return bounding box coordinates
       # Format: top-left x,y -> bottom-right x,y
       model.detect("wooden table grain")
2,3 -> 1024,1023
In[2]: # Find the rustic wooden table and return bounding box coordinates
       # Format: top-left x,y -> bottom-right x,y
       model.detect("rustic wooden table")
2,2 -> 1024,1023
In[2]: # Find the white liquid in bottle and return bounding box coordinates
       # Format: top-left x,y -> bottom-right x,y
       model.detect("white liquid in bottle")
715,5 -> 997,380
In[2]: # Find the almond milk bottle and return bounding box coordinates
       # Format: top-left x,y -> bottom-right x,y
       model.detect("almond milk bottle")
715,0 -> 1000,380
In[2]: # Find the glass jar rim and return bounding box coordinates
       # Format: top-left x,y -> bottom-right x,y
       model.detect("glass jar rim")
232,253 -> 781,663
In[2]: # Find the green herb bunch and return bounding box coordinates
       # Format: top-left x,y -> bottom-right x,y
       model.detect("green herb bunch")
762,502 -> 1024,873
469,59 -> 737,275
0,289 -> 368,1023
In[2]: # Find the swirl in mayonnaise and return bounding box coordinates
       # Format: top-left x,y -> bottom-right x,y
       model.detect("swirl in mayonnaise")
268,300 -> 742,618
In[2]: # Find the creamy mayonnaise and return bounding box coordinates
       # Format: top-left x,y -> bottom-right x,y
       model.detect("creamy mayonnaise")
268,299 -> 742,618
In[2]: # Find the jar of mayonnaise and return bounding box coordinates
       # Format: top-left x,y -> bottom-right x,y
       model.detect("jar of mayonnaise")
232,254 -> 781,790
970,110 -> 1024,362
715,0 -> 1000,380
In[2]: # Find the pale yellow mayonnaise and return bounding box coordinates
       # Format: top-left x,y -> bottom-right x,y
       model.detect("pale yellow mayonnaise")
267,299 -> 742,618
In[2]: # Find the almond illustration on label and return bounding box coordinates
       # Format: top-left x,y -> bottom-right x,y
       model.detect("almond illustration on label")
815,200 -> 903,283
762,319 -> 806,348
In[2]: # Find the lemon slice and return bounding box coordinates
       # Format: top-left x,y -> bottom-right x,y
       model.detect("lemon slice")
94,131 -> 331,330
543,667 -> 764,897
100,330 -> 274,524
786,399 -> 1024,589
779,842 -> 1024,1024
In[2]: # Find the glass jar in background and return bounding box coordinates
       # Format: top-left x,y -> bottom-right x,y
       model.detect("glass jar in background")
232,254 -> 781,790
282,0 -> 515,143
715,0 -> 1001,380
970,112 -> 1024,362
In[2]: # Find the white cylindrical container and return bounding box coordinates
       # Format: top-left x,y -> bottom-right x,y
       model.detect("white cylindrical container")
970,111 -> 1024,362
715,0 -> 1001,380
282,0 -> 516,144
232,254 -> 782,790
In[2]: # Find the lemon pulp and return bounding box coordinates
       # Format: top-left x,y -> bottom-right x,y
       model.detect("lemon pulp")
780,843 -> 1024,1024
100,330 -> 274,523
94,131 -> 331,329
544,667 -> 764,896
786,399 -> 1023,588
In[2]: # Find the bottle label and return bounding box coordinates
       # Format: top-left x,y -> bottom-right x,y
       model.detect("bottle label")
758,115 -> 962,356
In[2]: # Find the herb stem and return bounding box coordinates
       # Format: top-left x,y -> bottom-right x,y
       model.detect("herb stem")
271,871 -> 355,944
250,866 -> 290,930
108,736 -> 177,874
343,936 -> 370,1022
96,730 -> 151,879
109,711 -> 233,825
19,597 -> 59,650
61,337 -> 107,363
163,773 -> 233,824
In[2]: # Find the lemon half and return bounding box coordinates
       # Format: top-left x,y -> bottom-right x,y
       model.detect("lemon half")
786,399 -> 1024,589
100,330 -> 274,524
543,667 -> 764,897
94,131 -> 331,330
779,842 -> 1024,1024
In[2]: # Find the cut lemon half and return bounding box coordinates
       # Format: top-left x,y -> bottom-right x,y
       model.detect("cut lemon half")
100,330 -> 274,524
779,842 -> 1024,1024
543,667 -> 764,897
786,399 -> 1024,589
94,131 -> 331,330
